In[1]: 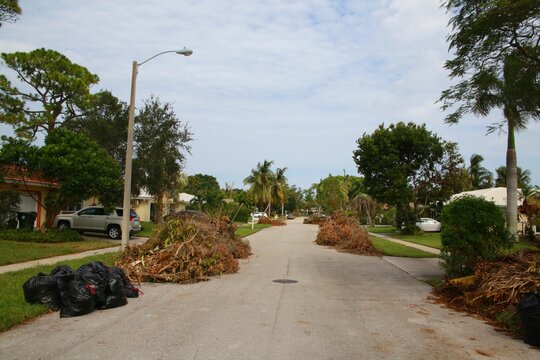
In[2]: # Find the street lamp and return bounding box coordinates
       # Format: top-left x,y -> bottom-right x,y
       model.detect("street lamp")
121,47 -> 193,251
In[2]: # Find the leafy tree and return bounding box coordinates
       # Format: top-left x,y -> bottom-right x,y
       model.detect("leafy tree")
285,185 -> 304,213
184,174 -> 222,211
316,175 -> 349,212
243,160 -> 275,213
0,190 -> 20,228
64,90 -> 128,167
414,141 -> 470,217
353,122 -> 447,231
0,0 -> 20,27
468,154 -> 493,189
440,0 -> 540,239
495,165 -> 532,188
0,48 -> 99,140
0,129 -> 123,227
133,97 -> 192,223
303,186 -> 318,211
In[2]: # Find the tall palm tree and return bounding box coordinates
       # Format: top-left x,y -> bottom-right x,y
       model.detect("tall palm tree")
468,154 -> 493,189
443,52 -> 540,239
271,167 -> 288,215
243,160 -> 275,213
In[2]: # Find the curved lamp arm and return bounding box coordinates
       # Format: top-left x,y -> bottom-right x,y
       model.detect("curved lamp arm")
137,48 -> 193,67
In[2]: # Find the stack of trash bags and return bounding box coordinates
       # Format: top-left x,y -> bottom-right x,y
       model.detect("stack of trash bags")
22,262 -> 141,318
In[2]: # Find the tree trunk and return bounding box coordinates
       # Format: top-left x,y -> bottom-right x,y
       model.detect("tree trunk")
506,122 -> 518,241
154,191 -> 164,224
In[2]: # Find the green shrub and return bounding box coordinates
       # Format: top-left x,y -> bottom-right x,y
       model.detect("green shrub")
440,196 -> 510,278
0,229 -> 83,243
227,205 -> 251,223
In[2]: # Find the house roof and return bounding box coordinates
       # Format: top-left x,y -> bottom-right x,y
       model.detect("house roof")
1,165 -> 60,187
132,189 -> 195,203
178,192 -> 195,203
450,187 -> 524,207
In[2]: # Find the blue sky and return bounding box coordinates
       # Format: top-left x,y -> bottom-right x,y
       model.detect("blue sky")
1,0 -> 539,189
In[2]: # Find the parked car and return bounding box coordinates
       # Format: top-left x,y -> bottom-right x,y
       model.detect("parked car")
416,218 -> 441,232
251,212 -> 268,219
53,206 -> 142,239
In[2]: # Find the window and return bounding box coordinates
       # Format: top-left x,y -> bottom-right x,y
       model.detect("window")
64,203 -> 82,212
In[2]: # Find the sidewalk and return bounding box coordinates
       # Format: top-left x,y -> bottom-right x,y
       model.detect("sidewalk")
0,236 -> 147,275
369,232 -> 444,281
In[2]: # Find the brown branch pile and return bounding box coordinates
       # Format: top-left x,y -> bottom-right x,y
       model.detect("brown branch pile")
315,213 -> 380,256
464,251 -> 540,311
116,212 -> 251,284
303,215 -> 327,225
433,250 -> 540,331
257,217 -> 286,226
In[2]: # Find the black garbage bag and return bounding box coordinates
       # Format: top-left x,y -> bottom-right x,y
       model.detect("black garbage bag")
58,277 -> 96,318
50,265 -> 74,277
75,262 -> 109,307
22,273 -> 62,311
518,292 -> 540,346
99,270 -> 128,309
108,266 -> 141,298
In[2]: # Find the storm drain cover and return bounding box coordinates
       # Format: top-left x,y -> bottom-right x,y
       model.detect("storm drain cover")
272,279 -> 298,284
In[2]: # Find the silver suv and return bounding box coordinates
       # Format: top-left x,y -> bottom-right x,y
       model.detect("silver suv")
53,206 -> 142,239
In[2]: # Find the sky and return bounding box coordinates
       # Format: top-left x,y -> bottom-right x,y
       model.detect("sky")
1,0 -> 539,189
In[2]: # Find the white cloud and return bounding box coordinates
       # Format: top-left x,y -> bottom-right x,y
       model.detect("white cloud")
1,0 -> 538,189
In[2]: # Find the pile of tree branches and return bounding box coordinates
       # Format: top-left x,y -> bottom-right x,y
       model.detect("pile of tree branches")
257,217 -> 286,226
116,212 -> 251,284
315,212 -> 380,256
434,250 -> 540,332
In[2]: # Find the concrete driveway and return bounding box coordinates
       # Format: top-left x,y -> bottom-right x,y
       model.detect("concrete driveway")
0,218 -> 536,359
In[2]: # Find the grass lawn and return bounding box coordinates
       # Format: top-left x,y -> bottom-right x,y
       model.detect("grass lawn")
235,223 -> 272,237
367,225 -> 398,234
503,241 -> 539,254
393,232 -> 442,249
138,221 -> 154,237
0,252 -> 119,332
0,240 -> 118,266
370,237 -> 437,258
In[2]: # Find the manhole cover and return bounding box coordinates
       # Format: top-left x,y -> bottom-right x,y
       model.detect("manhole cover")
272,279 -> 298,284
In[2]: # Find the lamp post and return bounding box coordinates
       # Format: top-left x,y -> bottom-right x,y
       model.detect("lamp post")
121,48 -> 193,251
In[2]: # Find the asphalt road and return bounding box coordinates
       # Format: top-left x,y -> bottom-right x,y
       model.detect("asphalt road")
0,219 -> 537,359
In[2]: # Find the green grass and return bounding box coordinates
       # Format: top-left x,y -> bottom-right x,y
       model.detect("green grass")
235,223 -> 272,237
424,277 -> 444,288
0,240 -> 118,266
371,237 -> 438,258
503,241 -> 539,255
367,225 -> 398,234
0,252 -> 119,332
393,233 -> 442,249
138,221 -> 154,237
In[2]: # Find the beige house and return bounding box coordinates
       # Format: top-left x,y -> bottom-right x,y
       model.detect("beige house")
131,189 -> 195,222
449,187 -> 526,231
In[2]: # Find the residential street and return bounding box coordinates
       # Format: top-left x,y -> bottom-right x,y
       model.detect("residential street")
0,219 -> 537,360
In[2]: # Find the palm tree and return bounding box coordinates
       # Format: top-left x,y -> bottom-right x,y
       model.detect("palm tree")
243,160 -> 275,213
495,166 -> 531,189
468,154 -> 493,189
443,52 -> 540,239
349,193 -> 375,226
271,167 -> 288,215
